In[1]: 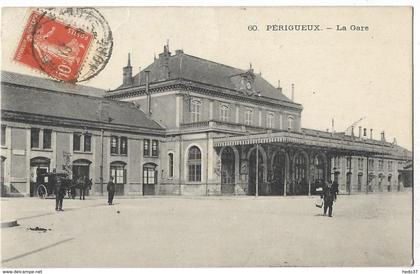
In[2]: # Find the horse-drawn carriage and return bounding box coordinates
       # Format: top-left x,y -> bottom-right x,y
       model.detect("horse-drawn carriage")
35,171 -> 92,199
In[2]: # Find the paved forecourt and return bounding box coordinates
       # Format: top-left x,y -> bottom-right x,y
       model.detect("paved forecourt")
0,192 -> 413,267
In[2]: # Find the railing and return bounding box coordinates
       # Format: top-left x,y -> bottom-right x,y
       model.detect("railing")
180,120 -> 276,133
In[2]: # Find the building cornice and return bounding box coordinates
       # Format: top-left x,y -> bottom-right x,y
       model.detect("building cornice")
105,78 -> 303,111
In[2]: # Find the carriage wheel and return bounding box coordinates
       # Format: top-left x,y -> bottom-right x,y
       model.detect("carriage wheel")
37,185 -> 47,199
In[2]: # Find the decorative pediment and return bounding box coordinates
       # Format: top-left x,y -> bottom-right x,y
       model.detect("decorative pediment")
230,68 -> 259,97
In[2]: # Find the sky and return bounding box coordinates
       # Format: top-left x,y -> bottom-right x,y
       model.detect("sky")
1,6 -> 413,150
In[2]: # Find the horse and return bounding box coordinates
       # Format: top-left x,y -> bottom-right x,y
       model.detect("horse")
69,177 -> 92,200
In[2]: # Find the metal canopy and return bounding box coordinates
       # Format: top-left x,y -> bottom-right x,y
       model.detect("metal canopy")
213,130 -> 396,156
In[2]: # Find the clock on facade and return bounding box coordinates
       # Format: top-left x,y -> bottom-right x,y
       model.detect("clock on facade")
246,81 -> 252,90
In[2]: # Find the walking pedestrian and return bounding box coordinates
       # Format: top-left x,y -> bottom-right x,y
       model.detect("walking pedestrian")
321,181 -> 335,217
107,176 -> 115,205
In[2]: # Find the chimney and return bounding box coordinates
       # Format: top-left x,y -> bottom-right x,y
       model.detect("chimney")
291,83 -> 295,101
277,80 -> 283,94
351,126 -> 355,137
158,43 -> 171,80
145,70 -> 151,116
123,53 -> 133,86
358,126 -> 362,138
175,49 -> 184,55
363,128 -> 367,137
370,129 -> 373,139
381,131 -> 386,142
332,118 -> 335,133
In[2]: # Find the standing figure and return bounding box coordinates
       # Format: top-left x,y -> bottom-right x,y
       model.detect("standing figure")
79,175 -> 86,200
107,176 -> 115,205
332,181 -> 339,200
321,181 -> 335,217
55,175 -> 65,211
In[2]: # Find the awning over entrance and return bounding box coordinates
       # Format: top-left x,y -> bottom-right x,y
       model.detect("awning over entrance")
214,129 -> 404,157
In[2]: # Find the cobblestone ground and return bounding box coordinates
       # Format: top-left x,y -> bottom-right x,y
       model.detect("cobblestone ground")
0,192 -> 413,267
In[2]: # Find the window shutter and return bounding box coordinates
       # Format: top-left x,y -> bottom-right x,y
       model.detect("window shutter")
123,168 -> 127,184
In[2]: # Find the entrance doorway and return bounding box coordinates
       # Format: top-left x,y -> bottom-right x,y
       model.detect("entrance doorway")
143,163 -> 157,195
30,157 -> 50,197
221,147 -> 235,195
110,161 -> 127,196
272,151 -> 287,195
292,152 -> 308,195
73,159 -> 91,197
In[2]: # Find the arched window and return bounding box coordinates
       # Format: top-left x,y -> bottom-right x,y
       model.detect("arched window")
168,153 -> 174,178
220,104 -> 229,122
287,116 -> 294,130
188,146 -> 201,182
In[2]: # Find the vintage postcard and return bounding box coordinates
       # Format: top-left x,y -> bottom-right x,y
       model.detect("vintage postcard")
0,6 -> 414,269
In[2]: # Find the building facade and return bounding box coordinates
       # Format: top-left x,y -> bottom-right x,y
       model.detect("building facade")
0,46 -> 412,197
1,71 -> 164,197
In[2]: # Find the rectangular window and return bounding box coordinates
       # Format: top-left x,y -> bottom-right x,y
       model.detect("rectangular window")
31,128 -> 40,148
267,113 -> 274,128
288,116 -> 294,130
1,125 -> 6,146
388,161 -> 393,171
358,158 -> 364,170
279,114 -> 283,130
152,140 -> 159,157
84,134 -> 92,152
191,101 -> 201,122
220,105 -> 229,122
379,159 -> 384,170
73,133 -> 81,151
43,129 -> 52,149
120,137 -> 128,155
368,159 -> 374,170
245,109 -> 252,125
110,136 -> 119,154
333,156 -> 341,168
143,139 -> 150,156
346,157 -> 352,170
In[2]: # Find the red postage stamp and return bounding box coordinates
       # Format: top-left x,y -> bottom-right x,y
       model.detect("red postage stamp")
13,11 -> 94,82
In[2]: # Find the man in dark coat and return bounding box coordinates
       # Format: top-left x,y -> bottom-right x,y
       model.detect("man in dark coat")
321,181 -> 335,217
55,174 -> 65,211
332,181 -> 339,200
79,175 -> 87,200
107,176 -> 115,205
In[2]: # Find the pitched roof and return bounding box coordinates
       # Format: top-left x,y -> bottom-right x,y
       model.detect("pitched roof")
1,71 -> 164,131
1,70 -> 106,97
115,50 -> 293,102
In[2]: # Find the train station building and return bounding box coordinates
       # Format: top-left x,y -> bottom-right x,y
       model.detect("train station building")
0,45 -> 412,197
